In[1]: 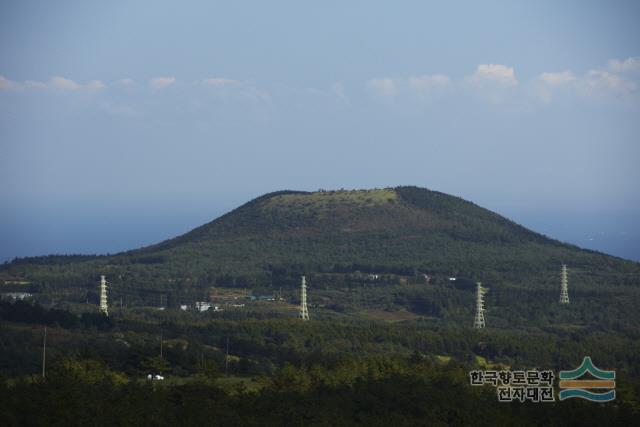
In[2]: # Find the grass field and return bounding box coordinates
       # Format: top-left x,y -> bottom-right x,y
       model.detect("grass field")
264,188 -> 397,211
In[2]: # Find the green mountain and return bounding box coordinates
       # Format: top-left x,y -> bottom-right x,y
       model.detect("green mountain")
3,186 -> 639,297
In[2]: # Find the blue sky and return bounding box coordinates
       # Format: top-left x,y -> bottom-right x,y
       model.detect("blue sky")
1,0 -> 639,261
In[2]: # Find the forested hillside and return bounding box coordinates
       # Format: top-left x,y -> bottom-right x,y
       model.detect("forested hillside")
3,186 -> 638,292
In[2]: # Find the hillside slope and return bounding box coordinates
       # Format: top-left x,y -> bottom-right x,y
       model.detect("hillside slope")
3,186 -> 639,292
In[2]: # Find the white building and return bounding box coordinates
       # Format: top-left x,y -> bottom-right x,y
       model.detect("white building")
195,301 -> 212,312
2,292 -> 32,300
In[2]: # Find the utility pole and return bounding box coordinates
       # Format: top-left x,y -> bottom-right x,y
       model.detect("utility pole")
473,282 -> 486,329
42,326 -> 47,378
560,264 -> 570,304
160,329 -> 163,359
225,337 -> 229,377
99,275 -> 109,316
299,275 -> 309,320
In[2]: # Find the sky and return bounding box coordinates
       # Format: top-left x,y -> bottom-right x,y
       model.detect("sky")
1,0 -> 639,262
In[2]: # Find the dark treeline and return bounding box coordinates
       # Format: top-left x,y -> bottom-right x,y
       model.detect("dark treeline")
0,300 -> 113,330
0,356 -> 638,426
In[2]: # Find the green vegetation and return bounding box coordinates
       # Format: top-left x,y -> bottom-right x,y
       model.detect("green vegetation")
1,311 -> 639,425
3,355 -> 639,426
3,186 -> 637,306
1,186 -> 639,424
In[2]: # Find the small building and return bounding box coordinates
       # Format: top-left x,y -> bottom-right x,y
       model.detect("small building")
147,374 -> 164,381
2,292 -> 32,300
195,301 -> 212,312
248,295 -> 275,302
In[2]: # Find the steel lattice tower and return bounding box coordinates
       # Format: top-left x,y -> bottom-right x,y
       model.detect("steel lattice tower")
560,264 -> 570,304
299,275 -> 309,320
99,275 -> 109,316
473,282 -> 485,329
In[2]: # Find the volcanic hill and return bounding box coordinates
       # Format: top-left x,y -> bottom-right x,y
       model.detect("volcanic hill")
3,186 -> 639,291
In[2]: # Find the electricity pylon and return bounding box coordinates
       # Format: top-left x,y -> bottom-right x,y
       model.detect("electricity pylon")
473,282 -> 485,329
99,275 -> 109,316
560,264 -> 570,304
299,275 -> 309,320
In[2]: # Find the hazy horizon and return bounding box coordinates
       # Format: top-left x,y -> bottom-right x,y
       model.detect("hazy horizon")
2,1 -> 639,263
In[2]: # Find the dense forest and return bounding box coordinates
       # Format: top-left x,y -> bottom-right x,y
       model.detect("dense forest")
2,355 -> 639,426
1,300 -> 640,425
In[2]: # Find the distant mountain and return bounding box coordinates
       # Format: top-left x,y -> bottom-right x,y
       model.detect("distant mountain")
3,186 -> 639,291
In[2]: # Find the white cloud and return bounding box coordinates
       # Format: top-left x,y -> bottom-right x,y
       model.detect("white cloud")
464,64 -> 518,103
202,77 -> 240,87
407,74 -> 451,94
238,86 -> 272,104
538,70 -> 575,85
607,57 -> 640,73
0,75 -> 21,91
115,78 -> 135,87
23,80 -> 47,90
0,75 -> 106,92
50,76 -> 81,91
86,80 -> 106,92
531,62 -> 639,102
531,70 -> 576,102
200,77 -> 272,105
367,78 -> 397,97
149,76 -> 176,90
470,64 -> 518,86
570,57 -> 640,97
583,69 -> 637,93
331,82 -> 349,103
366,74 -> 452,103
